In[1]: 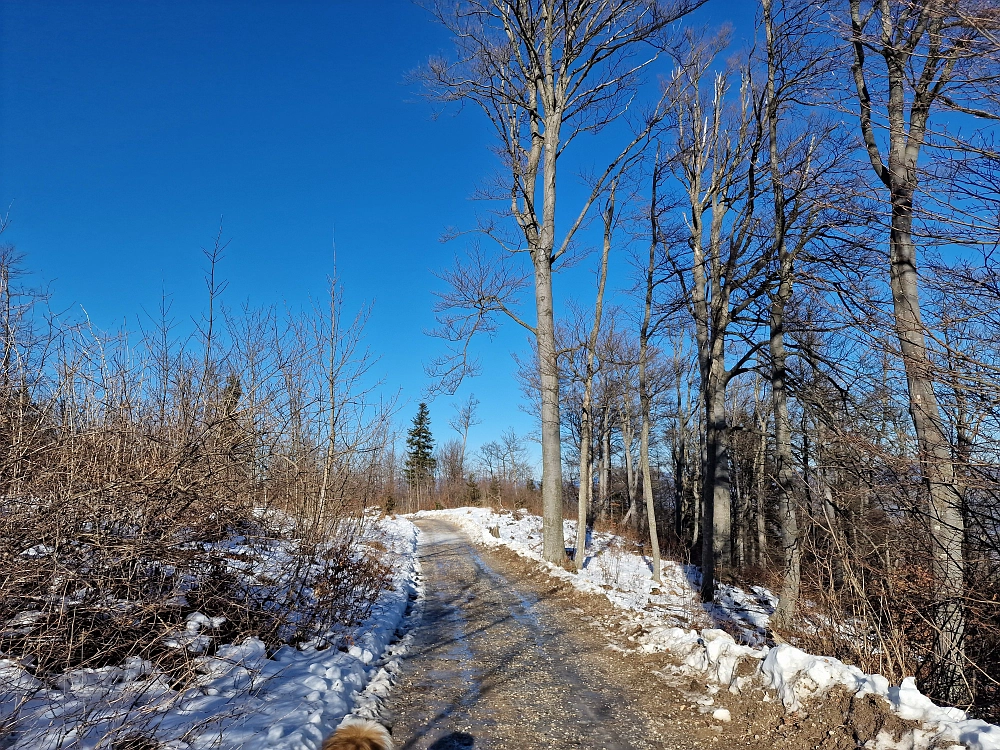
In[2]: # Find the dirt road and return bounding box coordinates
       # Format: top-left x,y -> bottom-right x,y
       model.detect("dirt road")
382,519 -> 831,750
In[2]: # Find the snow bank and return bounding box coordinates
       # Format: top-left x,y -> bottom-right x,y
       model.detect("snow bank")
636,625 -> 763,686
761,645 -> 1000,750
414,507 -> 1000,750
760,642 -> 890,711
0,516 -> 421,750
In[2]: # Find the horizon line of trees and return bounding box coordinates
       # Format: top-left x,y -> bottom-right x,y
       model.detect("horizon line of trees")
393,398 -> 541,513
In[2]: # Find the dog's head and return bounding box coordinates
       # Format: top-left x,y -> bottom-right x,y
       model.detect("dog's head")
321,718 -> 393,750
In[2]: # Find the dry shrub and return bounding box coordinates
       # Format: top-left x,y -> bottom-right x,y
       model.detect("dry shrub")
790,495 -> 1000,722
0,247 -> 399,736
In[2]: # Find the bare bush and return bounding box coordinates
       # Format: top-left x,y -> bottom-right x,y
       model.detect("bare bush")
0,247 -> 398,743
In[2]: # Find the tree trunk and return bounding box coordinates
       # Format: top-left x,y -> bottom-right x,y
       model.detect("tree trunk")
762,0 -> 801,629
576,401 -> 593,568
674,369 -> 697,551
620,403 -> 640,534
845,0 -> 971,703
770,260 -> 801,628
575,183 -> 615,570
770,323 -> 800,623
890,201 -> 969,703
673,407 -> 687,544
641,157 -> 662,583
598,406 -> 611,521
733,460 -> 745,570
752,384 -> 768,569
701,377 -> 732,600
535,97 -> 567,564
754,446 -> 766,567
534,254 -> 567,564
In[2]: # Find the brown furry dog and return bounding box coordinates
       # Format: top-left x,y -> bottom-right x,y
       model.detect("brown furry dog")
321,718 -> 393,750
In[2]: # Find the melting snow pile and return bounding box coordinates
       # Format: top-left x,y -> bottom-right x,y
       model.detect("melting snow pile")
414,507 -> 999,750
0,517 -> 421,750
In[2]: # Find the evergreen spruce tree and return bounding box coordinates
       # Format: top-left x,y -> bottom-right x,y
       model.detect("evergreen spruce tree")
403,403 -> 436,494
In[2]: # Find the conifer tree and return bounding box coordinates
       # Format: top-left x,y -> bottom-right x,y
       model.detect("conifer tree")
404,403 -> 436,495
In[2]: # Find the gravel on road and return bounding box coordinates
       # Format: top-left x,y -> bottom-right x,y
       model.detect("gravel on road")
384,519 -> 779,750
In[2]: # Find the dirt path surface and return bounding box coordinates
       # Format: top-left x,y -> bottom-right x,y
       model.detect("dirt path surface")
382,519 -> 829,750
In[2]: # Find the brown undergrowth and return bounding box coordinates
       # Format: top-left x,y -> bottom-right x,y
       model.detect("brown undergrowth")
0,246 -> 398,745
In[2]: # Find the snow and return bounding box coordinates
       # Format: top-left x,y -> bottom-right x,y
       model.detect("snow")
0,516 -> 422,750
162,612 -> 229,653
760,642 -> 891,711
760,646 -> 1000,750
414,507 -> 1000,750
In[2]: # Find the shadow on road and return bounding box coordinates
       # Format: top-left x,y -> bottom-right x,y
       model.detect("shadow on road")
427,732 -> 475,749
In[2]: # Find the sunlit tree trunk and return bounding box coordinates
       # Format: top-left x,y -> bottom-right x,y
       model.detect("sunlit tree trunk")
575,182 -> 616,570
640,155 -> 663,583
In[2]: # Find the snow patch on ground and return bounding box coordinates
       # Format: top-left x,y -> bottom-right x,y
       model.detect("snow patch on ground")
346,551 -> 426,729
0,516 -> 421,750
414,507 -> 999,750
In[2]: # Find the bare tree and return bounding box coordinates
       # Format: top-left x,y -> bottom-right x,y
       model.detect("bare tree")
641,151 -> 666,583
662,36 -> 773,601
437,437 -> 466,486
662,326 -> 701,549
571,176 -> 622,570
478,427 -> 533,496
763,0 -> 803,628
423,0 -> 705,564
757,0 -> 841,627
838,0 -> 1000,704
448,392 -> 482,477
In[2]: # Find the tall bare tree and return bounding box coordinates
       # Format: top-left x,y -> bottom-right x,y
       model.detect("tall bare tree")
573,177 -> 619,570
839,0 -> 1000,703
641,150 -> 666,583
449,392 -> 482,477
763,0 -> 803,628
663,38 -> 773,600
423,0 -> 705,562
757,0 -> 841,627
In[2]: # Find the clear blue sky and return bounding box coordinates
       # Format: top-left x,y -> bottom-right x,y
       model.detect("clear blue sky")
0,1 -> 754,467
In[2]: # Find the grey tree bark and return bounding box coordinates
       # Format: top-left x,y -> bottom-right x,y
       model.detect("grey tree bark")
598,405 -> 611,521
575,180 -> 618,570
619,394 -> 641,534
843,0 -> 992,703
762,0 -> 800,628
666,54 -> 771,601
640,153 -> 664,584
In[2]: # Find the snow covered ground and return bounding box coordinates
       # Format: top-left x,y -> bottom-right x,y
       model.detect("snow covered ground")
5,503 -> 997,750
0,516 -> 422,750
413,507 -> 1000,750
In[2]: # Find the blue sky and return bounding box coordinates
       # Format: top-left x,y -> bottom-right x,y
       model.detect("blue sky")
0,1 -> 755,467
